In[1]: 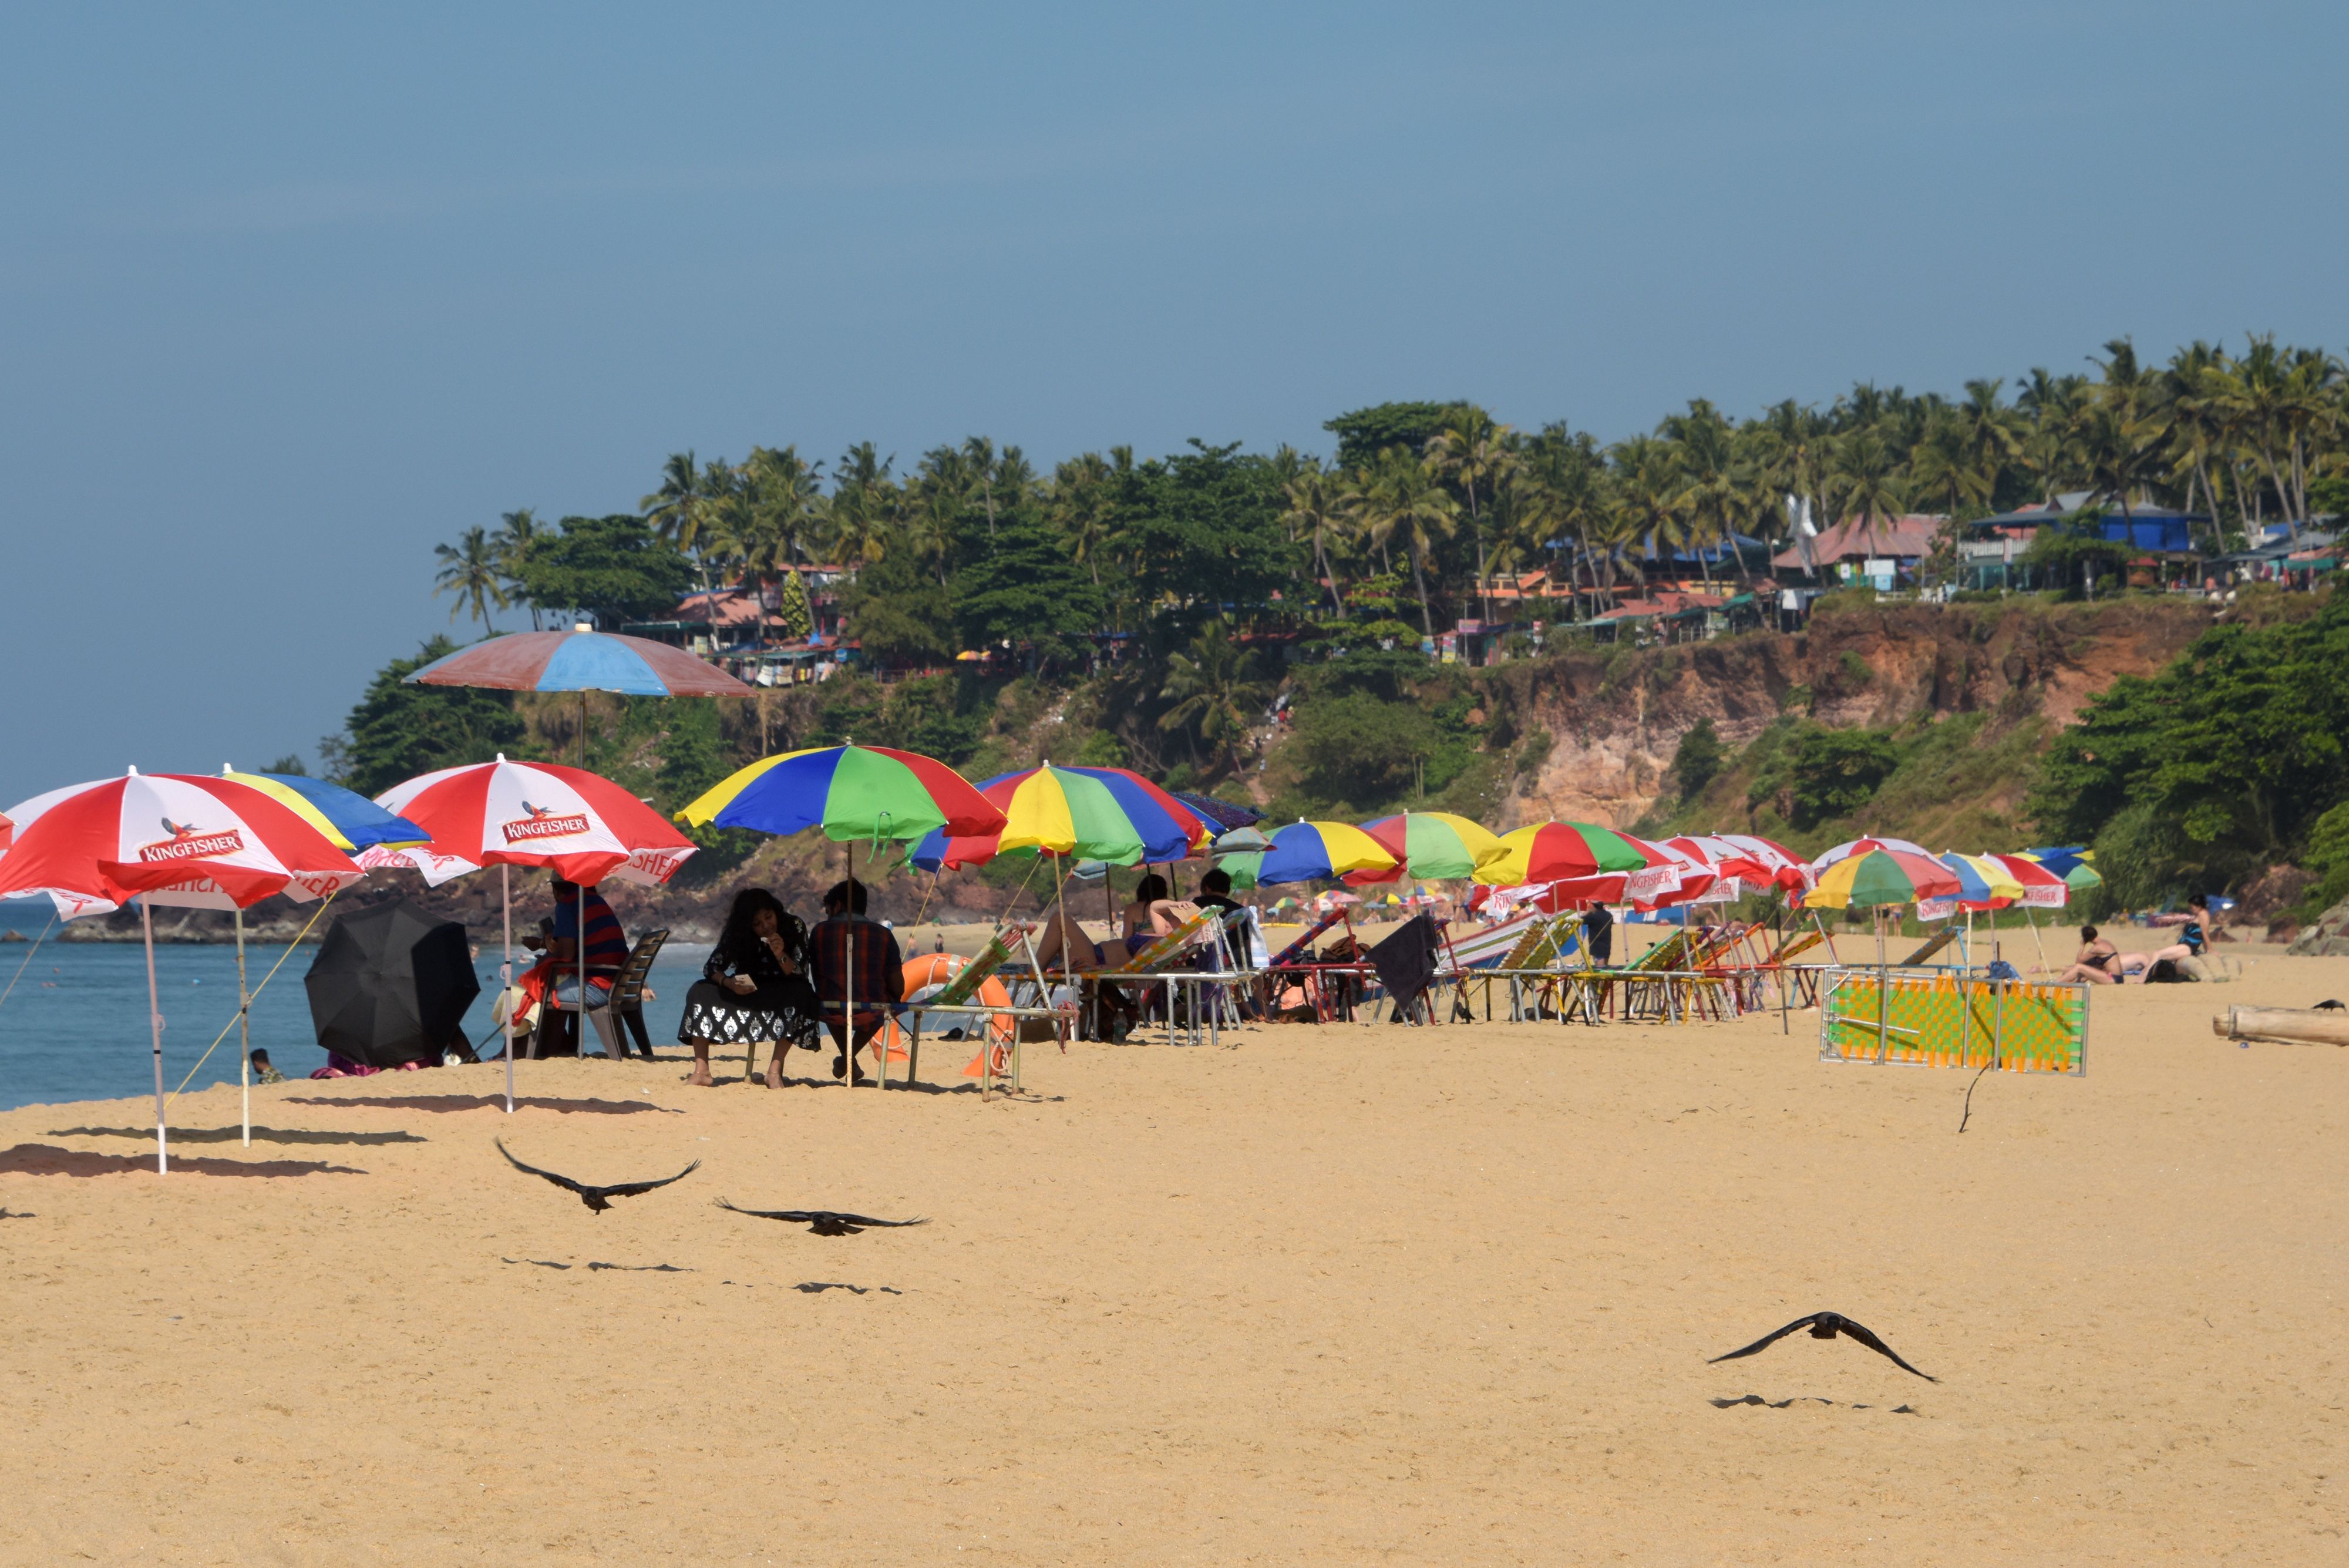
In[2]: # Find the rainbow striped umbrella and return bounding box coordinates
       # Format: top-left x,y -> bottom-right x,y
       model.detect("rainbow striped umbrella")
1351,810 -> 1506,884
2022,844 -> 2094,878
1475,821 -> 1650,887
1214,852 -> 1264,890
1937,852 -> 2025,911
221,768 -> 428,853
1255,820 -> 1399,886
909,764 -> 1207,870
1802,839 -> 1961,909
679,745 -> 1004,844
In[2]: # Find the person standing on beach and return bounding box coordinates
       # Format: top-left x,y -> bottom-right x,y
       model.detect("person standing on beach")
810,879 -> 901,1085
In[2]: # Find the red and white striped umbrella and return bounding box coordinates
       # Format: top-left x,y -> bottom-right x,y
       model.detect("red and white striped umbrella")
373,755 -> 695,887
0,769 -> 366,1172
0,769 -> 363,916
1668,833 -> 1811,893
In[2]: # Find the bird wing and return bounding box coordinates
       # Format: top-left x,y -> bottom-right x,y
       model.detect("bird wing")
598,1159 -> 702,1199
814,1212 -> 928,1229
1707,1314 -> 1822,1364
496,1138 -> 589,1197
715,1197 -> 817,1223
1836,1317 -> 1938,1381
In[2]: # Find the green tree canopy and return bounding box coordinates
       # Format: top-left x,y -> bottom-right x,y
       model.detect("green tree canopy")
511,514 -> 696,628
328,637 -> 527,798
1324,401 -> 1472,470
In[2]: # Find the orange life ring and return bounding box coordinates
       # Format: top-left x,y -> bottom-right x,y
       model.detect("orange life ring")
877,951 -> 1015,1064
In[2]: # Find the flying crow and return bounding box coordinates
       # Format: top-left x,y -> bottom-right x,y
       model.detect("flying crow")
496,1138 -> 699,1213
714,1197 -> 928,1236
1708,1311 -> 1936,1381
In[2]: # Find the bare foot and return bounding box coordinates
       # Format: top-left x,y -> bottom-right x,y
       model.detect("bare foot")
688,1069 -> 714,1088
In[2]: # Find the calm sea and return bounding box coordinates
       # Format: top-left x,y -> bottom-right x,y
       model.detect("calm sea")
0,930 -> 712,1112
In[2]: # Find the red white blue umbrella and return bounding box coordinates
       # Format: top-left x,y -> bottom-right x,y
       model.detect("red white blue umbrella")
407,626 -> 753,697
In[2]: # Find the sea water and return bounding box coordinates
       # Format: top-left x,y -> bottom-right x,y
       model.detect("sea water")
0,936 -> 712,1113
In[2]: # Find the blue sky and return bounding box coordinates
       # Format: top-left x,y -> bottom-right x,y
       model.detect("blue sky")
2,2 -> 2343,804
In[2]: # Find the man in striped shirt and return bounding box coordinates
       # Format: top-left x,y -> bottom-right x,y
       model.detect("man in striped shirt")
812,879 -> 901,1085
537,878 -> 630,1057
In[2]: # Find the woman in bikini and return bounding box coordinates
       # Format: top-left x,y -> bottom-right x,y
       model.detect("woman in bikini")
2054,924 -> 2124,984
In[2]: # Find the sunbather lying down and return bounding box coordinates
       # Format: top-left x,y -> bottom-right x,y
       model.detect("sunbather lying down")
1025,901 -> 1111,973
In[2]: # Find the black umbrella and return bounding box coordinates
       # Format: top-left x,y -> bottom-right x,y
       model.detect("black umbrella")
304,900 -> 482,1068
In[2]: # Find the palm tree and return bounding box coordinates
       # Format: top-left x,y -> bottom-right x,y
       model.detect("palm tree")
642,450 -> 735,625
494,508 -> 543,630
1157,618 -> 1267,774
962,436 -> 999,540
1049,452 -> 1117,587
1825,429 -> 1907,553
433,526 -> 508,632
1609,434 -> 1692,584
824,442 -> 897,571
1425,408 -> 1514,621
1523,425 -> 1611,612
1277,470 -> 1349,615
1352,446 -> 1458,635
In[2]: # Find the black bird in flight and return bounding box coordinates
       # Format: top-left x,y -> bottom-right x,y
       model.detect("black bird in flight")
1708,1311 -> 1937,1381
715,1197 -> 928,1236
496,1138 -> 699,1214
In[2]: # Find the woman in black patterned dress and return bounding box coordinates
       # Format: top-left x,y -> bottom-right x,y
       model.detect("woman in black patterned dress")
679,889 -> 819,1086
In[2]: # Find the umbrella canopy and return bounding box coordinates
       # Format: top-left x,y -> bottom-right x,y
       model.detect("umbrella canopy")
679,744 -> 1002,845
1255,820 -> 1399,886
376,756 -> 696,887
222,768 -> 428,853
1987,853 -> 2071,908
1211,825 -> 1274,853
1214,851 -> 1264,891
1478,821 -> 1653,887
1172,790 -> 1262,831
2022,844 -> 2095,878
406,627 -> 753,696
1937,852 -> 2026,911
1351,810 -> 1506,884
1668,833 -> 1810,892
0,770 -> 365,916
1813,835 -> 1936,870
304,900 -> 482,1068
1802,840 -> 1961,909
909,763 -> 1206,871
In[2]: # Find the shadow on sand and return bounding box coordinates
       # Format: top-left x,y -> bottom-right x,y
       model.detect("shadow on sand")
0,1143 -> 365,1177
287,1094 -> 679,1116
48,1124 -> 425,1147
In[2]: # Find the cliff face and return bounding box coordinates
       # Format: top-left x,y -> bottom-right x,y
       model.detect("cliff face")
1480,597 -> 2214,833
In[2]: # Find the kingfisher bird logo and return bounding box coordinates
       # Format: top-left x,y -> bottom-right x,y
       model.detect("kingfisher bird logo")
502,799 -> 591,843
138,816 -> 247,863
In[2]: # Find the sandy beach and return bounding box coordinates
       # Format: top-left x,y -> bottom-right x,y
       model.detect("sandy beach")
5,952 -> 2346,1565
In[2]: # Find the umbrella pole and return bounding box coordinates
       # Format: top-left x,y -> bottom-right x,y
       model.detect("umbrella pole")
502,864 -> 515,1113
2027,909 -> 2048,974
234,906 -> 252,1148
580,881 -> 590,1062
142,901 -> 167,1174
846,842 -> 856,1086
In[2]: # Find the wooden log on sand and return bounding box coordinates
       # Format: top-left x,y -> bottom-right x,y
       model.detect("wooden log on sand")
2212,1005 -> 2349,1047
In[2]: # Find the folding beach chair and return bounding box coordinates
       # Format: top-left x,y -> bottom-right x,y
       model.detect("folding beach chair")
1439,911 -> 1541,1021
1897,926 -> 1961,968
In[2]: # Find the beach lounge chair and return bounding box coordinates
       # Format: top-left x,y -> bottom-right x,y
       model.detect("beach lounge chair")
1897,926 -> 1961,968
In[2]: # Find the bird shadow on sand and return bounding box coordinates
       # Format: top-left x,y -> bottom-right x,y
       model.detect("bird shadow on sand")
1711,1395 -> 1920,1414
0,1208 -> 32,1219
47,1124 -> 425,1147
288,1094 -> 679,1116
500,1257 -> 695,1273
0,1143 -> 364,1177
793,1281 -> 904,1295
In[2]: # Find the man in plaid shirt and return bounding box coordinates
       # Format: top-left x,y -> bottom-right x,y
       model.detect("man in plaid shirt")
811,879 -> 902,1084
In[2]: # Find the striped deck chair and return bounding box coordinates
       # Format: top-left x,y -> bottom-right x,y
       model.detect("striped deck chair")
1897,926 -> 1961,968
1607,926 -> 1693,1021
1439,912 -> 1540,1021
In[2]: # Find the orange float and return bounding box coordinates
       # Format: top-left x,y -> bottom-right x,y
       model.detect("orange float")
877,951 -> 1015,1069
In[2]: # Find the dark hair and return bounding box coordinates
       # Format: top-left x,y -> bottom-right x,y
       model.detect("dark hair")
551,877 -> 576,897
2080,925 -> 2099,941
2189,894 -> 2210,911
823,878 -> 868,915
1200,868 -> 1233,896
1133,873 -> 1169,903
249,1048 -> 271,1065
717,888 -> 800,966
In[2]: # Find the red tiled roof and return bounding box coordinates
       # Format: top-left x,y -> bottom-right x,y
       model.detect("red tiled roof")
1771,514 -> 1943,570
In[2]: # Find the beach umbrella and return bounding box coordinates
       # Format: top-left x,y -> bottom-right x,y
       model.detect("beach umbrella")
907,763 -> 1206,871
1211,825 -> 1274,853
221,769 -> 429,853
1937,852 -> 2025,911
1987,853 -> 2070,908
680,745 -> 1003,1086
680,744 -> 1002,845
1254,820 -> 1399,887
1803,842 -> 1961,909
303,900 -> 482,1069
2021,844 -> 2094,879
1476,821 -> 1650,887
1214,852 -> 1264,891
1172,790 -> 1262,832
1351,810 -> 1506,884
0,769 -> 365,1170
1670,833 -> 1810,893
377,756 -> 697,1111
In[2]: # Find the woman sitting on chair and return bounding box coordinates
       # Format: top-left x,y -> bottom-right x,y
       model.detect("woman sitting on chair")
678,889 -> 817,1088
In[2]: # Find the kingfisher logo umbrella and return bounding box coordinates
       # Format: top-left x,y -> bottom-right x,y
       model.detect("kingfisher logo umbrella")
0,769 -> 365,1170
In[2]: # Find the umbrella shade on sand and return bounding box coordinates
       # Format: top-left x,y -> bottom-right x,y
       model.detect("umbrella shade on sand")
304,900 -> 482,1069
0,769 -> 365,1169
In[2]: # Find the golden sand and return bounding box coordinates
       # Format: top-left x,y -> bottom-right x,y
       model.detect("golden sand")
4,951 -> 2346,1564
